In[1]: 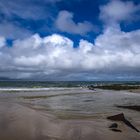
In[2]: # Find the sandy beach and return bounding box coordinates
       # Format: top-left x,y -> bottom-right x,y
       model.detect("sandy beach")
0,88 -> 139,140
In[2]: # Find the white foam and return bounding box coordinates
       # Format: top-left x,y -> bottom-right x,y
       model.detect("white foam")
0,87 -> 82,91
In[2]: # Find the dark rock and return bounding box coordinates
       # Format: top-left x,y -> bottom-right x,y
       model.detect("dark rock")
87,85 -> 95,90
109,123 -> 118,128
107,113 -> 139,132
107,113 -> 125,121
110,129 -> 122,132
123,119 -> 139,132
116,105 -> 140,112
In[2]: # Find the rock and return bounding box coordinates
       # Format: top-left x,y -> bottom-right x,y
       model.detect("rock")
107,113 -> 125,121
107,113 -> 139,132
116,105 -> 140,112
87,85 -> 95,90
109,123 -> 118,128
123,119 -> 139,132
110,129 -> 122,132
109,123 -> 121,133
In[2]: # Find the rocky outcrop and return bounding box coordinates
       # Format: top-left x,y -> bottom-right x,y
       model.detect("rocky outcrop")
116,105 -> 140,112
107,113 -> 139,132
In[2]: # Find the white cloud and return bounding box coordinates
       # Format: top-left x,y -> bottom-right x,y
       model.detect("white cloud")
0,36 -> 6,48
100,0 -> 140,24
55,10 -> 95,35
0,25 -> 140,80
0,0 -> 139,80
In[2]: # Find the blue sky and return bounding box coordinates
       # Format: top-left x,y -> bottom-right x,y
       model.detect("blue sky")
0,0 -> 140,80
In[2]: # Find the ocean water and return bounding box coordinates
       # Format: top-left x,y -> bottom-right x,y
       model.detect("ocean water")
0,80 -> 140,89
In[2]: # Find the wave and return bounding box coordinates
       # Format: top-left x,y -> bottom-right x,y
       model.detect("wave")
0,87 -> 83,91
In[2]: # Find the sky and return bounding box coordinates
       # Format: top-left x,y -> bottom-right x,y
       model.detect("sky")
0,0 -> 140,81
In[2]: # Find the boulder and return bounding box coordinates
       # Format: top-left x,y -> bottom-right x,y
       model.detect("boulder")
109,123 -> 118,128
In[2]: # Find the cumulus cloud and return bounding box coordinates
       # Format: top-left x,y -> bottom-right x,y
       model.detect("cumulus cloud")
0,25 -> 140,80
0,0 -> 139,80
55,10 -> 95,35
100,0 -> 140,24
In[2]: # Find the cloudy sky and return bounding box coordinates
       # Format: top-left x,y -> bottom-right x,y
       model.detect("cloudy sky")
0,0 -> 140,80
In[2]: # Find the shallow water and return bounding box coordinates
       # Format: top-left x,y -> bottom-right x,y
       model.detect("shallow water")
0,88 -> 140,118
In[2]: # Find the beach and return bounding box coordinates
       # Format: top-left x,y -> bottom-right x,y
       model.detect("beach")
0,87 -> 140,140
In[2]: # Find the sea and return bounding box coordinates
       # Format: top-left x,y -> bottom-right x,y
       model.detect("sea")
0,80 -> 140,89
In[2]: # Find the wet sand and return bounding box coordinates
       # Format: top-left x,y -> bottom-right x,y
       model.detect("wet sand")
0,88 -> 140,140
